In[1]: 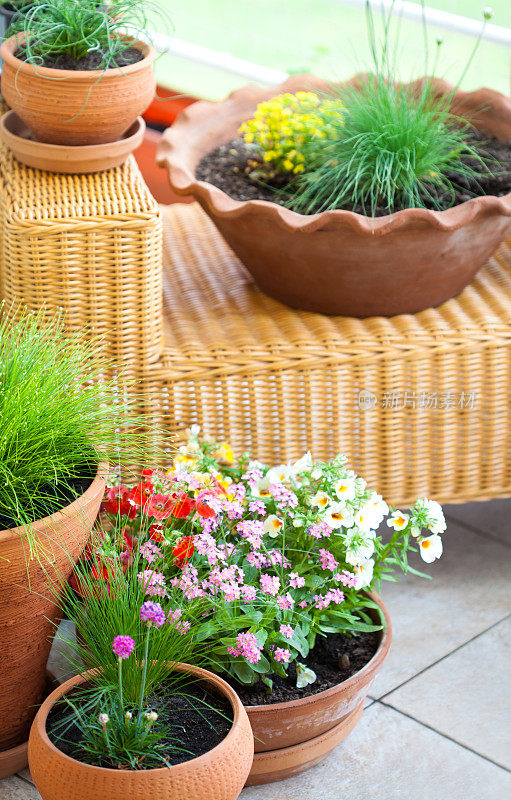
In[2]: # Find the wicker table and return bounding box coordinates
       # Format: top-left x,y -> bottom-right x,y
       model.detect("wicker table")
0,145 -> 163,375
146,202 -> 511,507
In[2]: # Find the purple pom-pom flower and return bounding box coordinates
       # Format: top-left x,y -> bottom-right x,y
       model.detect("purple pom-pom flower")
112,635 -> 136,660
140,600 -> 166,628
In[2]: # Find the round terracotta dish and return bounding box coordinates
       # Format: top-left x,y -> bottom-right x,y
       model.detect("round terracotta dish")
0,110 -> 145,173
28,663 -> 254,800
157,73 -> 511,317
0,463 -> 106,778
244,594 -> 391,784
0,35 -> 156,145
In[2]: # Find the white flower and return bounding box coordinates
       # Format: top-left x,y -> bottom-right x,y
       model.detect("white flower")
264,514 -> 284,538
333,476 -> 356,502
290,451 -> 313,477
296,662 -> 317,688
190,423 -> 201,437
98,713 -> 109,726
310,490 -> 331,510
292,517 -> 302,528
387,510 -> 409,531
365,492 -> 389,524
425,500 -> 446,534
145,711 -> 159,723
419,535 -> 443,563
344,527 -> 376,565
323,501 -> 355,529
266,464 -> 291,484
352,558 -> 374,589
311,466 -> 323,480
253,476 -> 272,498
353,503 -> 379,532
125,711 -> 132,721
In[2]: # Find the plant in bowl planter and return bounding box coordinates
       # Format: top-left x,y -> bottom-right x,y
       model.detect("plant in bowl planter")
75,427 -> 447,784
28,563 -> 253,800
0,0 -> 170,146
0,307 -> 166,778
157,2 -> 511,317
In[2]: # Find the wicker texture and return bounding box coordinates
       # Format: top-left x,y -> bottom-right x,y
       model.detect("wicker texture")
0,145 -> 163,371
144,202 -> 511,507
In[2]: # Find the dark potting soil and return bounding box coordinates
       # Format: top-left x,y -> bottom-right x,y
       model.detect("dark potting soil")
46,680 -> 234,769
227,628 -> 380,705
15,46 -> 143,71
0,470 -> 95,531
196,132 -> 511,217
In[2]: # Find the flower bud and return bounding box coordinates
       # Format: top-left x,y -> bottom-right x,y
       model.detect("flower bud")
98,713 -> 109,726
125,711 -> 132,721
483,7 -> 494,20
145,711 -> 158,723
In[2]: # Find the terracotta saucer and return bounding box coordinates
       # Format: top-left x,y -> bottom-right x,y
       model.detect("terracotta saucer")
246,700 -> 364,786
0,111 -> 145,173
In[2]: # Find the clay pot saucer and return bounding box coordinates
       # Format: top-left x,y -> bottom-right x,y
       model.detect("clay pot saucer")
0,111 -> 145,173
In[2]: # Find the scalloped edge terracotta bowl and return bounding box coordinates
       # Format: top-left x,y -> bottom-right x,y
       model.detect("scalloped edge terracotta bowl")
29,663 -> 254,800
0,111 -> 145,173
157,74 -> 511,317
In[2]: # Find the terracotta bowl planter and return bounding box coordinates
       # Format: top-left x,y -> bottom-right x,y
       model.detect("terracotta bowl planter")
28,663 -> 254,800
245,594 -> 391,785
0,35 -> 156,145
157,74 -> 511,317
0,463 -> 106,778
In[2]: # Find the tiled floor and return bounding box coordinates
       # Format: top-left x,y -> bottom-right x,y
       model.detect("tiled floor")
2,499 -> 510,800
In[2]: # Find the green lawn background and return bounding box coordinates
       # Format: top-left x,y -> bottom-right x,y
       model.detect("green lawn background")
154,0 -> 510,99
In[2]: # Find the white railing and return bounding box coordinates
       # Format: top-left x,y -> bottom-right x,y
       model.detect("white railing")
152,1 -> 511,86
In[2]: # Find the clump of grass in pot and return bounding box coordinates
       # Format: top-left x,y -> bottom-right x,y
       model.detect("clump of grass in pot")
0,306 -> 167,534
8,0 -> 169,69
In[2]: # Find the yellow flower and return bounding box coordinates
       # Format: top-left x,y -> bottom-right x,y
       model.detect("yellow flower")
215,442 -> 235,464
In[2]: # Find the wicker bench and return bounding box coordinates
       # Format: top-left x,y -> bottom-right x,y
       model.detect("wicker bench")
1,145 -> 509,506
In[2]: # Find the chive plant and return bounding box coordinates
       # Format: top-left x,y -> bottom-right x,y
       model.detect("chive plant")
288,1 -> 495,216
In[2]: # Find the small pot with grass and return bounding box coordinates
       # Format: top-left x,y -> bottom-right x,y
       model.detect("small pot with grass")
157,6 -> 511,317
0,0 -> 164,145
28,569 -> 253,800
0,307 -> 165,778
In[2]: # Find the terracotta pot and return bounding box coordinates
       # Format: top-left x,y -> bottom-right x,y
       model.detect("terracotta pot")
28,663 -> 254,800
244,594 -> 391,784
157,74 -> 511,317
0,110 -> 146,173
0,35 -> 156,145
0,463 -> 106,777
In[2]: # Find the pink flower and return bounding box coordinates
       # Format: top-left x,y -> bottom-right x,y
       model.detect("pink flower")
319,548 -> 338,572
241,585 -> 257,603
220,581 -> 241,601
247,551 -> 266,568
270,483 -> 298,509
280,624 -> 294,640
112,635 -> 135,659
337,569 -> 357,588
260,573 -> 280,596
277,592 -> 294,610
289,572 -> 305,589
249,499 -> 267,516
274,647 -> 291,663
167,607 -> 191,635
140,540 -> 162,564
299,600 -> 308,608
237,520 -> 264,550
242,466 -> 263,489
138,569 -> 167,598
308,521 -> 332,539
140,600 -> 166,627
227,631 -> 262,664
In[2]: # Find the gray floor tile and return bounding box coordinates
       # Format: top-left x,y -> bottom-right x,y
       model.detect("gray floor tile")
444,498 -> 511,546
370,519 -> 511,697
241,703 -> 511,800
0,776 -> 41,799
384,616 -> 511,770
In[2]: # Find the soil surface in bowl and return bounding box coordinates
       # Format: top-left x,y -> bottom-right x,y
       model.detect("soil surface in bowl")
196,132 -> 511,217
226,628 -> 379,705
0,467 -> 96,531
15,46 -> 143,71
46,680 -> 234,769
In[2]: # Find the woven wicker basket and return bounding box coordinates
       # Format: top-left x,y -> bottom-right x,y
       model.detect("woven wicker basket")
0,144 -> 163,374
144,203 -> 511,507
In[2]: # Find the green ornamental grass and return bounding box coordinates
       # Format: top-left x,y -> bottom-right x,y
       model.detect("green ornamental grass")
0,307 -> 165,530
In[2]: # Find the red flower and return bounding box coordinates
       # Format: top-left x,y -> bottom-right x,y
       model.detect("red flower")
196,492 -> 216,519
102,485 -> 133,517
149,524 -> 164,542
141,469 -> 156,489
169,491 -> 195,519
129,481 -> 151,509
172,536 -> 195,568
91,562 -> 111,581
146,493 -> 175,520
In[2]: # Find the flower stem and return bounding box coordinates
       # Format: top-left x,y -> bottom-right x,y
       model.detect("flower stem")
138,624 -> 151,716
118,657 -> 123,711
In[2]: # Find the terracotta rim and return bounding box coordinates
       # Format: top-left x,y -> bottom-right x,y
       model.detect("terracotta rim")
0,34 -> 155,79
245,592 -> 391,714
157,73 -> 511,238
31,663 -> 246,776
0,462 -> 109,541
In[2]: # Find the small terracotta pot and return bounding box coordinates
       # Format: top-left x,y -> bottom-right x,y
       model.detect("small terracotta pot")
157,74 -> 511,317
28,663 -> 254,800
0,463 -> 107,777
244,594 -> 391,784
0,35 -> 156,145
